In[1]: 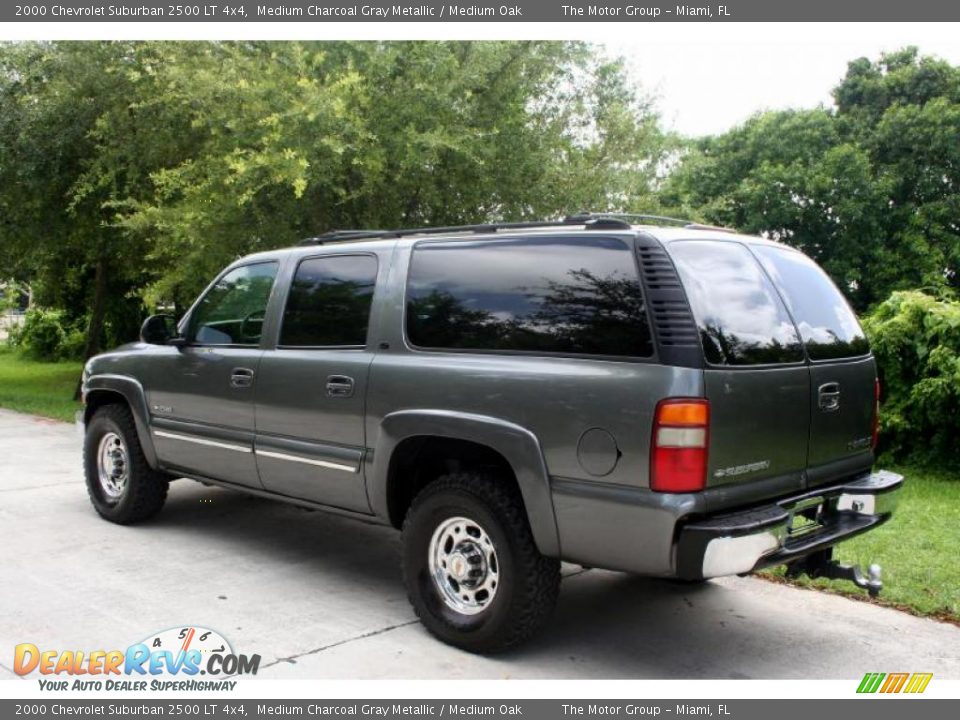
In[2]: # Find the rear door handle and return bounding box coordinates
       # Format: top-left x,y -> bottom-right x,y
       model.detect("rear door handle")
231,367 -> 255,389
818,382 -> 841,412
326,375 -> 355,398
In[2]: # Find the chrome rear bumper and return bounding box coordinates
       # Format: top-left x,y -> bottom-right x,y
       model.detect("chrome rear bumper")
676,470 -> 903,580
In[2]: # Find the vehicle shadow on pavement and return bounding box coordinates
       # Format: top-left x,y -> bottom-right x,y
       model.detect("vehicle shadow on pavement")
123,479 -> 944,679
151,480 -> 406,593
518,575 -> 763,677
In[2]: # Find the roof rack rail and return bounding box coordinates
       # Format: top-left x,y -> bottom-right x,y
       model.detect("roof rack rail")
300,230 -> 393,245
683,222 -> 736,233
297,212 -> 720,246
575,212 -> 737,233
299,215 -> 634,246
569,212 -> 699,227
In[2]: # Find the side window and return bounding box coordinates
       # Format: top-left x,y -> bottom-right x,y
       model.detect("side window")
752,246 -> 869,360
669,241 -> 805,366
280,255 -> 379,347
406,236 -> 654,358
190,262 -> 278,346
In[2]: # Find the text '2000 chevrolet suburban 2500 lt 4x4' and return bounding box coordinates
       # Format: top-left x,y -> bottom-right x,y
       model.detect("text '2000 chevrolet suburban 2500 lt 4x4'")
79,213 -> 903,653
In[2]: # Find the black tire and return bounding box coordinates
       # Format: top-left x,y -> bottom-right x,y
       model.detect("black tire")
402,472 -> 561,653
83,403 -> 169,524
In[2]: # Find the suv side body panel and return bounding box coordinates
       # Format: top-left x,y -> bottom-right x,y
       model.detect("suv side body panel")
83,370 -> 159,467
252,246 -> 395,513
370,409 -> 562,556
137,258 -> 288,489
145,344 -> 265,488
364,235 -> 703,571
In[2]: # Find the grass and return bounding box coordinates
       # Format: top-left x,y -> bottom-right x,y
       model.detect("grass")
0,349 -> 956,622
762,465 -> 960,624
0,347 -> 83,422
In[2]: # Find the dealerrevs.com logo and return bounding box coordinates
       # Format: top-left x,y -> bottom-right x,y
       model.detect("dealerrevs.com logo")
14,626 -> 260,692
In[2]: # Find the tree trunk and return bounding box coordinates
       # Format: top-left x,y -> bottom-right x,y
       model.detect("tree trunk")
73,257 -> 108,401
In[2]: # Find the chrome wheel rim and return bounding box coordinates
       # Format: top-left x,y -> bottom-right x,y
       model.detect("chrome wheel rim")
97,432 -> 128,501
428,516 -> 499,615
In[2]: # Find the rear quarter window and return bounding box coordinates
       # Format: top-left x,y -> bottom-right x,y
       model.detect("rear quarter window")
668,240 -> 805,366
405,236 -> 654,358
280,254 -> 378,347
752,245 -> 869,360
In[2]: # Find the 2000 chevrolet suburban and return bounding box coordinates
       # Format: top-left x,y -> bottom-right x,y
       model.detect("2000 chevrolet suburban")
80,214 -> 903,652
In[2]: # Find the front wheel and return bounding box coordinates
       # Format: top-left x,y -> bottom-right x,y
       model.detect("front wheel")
84,404 -> 169,524
402,472 -> 560,653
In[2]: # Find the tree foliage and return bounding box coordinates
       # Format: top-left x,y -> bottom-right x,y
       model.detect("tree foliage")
0,40 -> 668,357
663,47 -> 960,312
863,291 -> 960,466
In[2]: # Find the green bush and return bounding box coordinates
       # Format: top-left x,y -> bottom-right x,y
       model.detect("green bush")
18,309 -> 68,361
4,319 -> 24,349
862,291 -> 960,466
60,328 -> 87,361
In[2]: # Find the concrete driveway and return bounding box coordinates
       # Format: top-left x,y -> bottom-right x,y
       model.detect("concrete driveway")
1,407 -> 957,680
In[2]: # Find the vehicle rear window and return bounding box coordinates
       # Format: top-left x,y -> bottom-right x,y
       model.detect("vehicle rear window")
406,236 -> 654,358
280,254 -> 378,347
752,246 -> 869,360
669,241 -> 805,365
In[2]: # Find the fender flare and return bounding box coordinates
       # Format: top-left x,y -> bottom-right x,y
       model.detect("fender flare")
368,409 -> 560,558
83,374 -> 159,469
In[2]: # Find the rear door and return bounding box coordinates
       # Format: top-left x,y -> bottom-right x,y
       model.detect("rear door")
253,251 -> 384,512
752,246 -> 875,486
668,240 -> 810,498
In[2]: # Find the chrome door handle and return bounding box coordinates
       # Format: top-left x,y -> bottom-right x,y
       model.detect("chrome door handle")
231,367 -> 255,389
326,375 -> 355,398
818,382 -> 840,412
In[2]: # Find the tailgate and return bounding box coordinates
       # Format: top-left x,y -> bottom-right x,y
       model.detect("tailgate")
667,240 -> 810,493
752,245 -> 875,485
667,238 -> 875,499
807,356 -> 876,484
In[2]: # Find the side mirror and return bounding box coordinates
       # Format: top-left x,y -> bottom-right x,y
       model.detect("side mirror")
140,314 -> 180,346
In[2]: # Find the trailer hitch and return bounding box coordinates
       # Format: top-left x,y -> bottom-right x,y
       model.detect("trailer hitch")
785,549 -> 883,598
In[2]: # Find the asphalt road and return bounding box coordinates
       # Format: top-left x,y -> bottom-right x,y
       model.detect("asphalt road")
1,408 -> 957,680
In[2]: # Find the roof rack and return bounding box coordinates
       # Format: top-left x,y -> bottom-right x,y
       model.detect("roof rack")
684,222 -> 736,233
300,215 -> 631,245
578,213 -> 737,233
300,230 -> 395,244
574,212 -> 698,227
298,212 -> 718,246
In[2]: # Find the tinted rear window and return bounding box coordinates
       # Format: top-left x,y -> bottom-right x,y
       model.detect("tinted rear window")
753,246 -> 869,360
406,236 -> 654,358
280,254 -> 378,347
669,241 -> 805,365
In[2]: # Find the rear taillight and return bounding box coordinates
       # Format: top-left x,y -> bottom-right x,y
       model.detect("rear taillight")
650,398 -> 709,493
871,378 -> 881,451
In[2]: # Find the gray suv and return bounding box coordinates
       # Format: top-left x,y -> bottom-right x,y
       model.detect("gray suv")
80,215 -> 903,652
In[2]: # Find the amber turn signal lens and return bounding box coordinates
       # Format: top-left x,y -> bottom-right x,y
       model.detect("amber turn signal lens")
655,400 -> 709,427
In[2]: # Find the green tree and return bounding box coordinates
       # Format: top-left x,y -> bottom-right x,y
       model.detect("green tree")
663,47 -> 960,311
0,42 -> 160,361
2,40 -> 668,352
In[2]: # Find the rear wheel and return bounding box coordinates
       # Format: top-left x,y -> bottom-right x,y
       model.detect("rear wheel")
402,472 -> 560,653
84,404 -> 169,524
